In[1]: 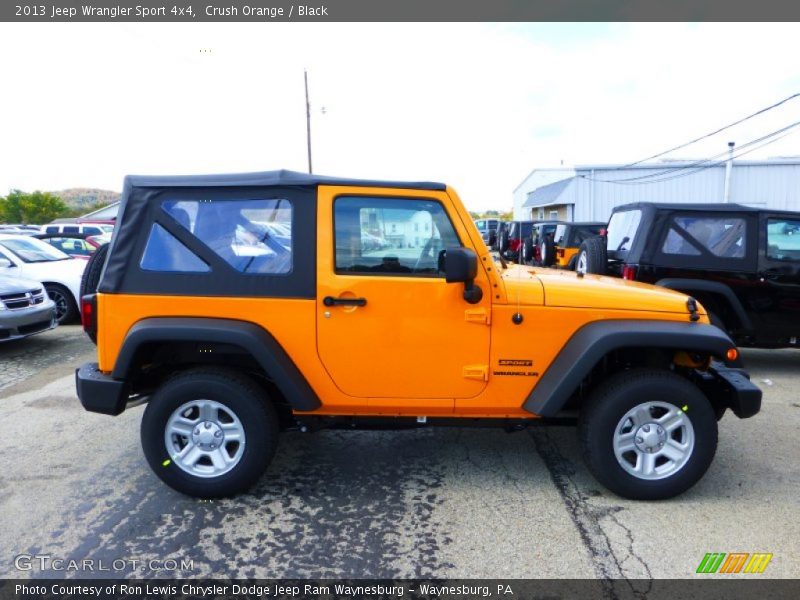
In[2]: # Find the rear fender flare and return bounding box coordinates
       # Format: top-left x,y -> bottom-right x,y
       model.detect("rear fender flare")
655,278 -> 752,331
112,317 -> 321,411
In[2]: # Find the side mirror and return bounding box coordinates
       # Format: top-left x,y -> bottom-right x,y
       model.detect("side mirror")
444,247 -> 483,304
0,258 -> 12,268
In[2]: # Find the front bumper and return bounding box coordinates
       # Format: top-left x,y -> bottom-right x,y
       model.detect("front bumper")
0,300 -> 57,342
701,364 -> 762,419
75,362 -> 128,416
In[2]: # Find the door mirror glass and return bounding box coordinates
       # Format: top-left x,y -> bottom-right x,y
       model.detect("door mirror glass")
0,258 -> 11,268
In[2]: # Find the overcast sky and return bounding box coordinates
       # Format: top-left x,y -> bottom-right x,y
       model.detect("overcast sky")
1,22 -> 800,211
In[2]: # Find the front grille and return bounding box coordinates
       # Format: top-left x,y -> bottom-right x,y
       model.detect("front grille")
17,319 -> 52,336
0,288 -> 45,310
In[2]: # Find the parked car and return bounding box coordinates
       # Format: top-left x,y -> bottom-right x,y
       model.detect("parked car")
576,202 -> 800,348
0,234 -> 86,323
34,233 -> 107,259
0,225 -> 38,235
497,220 -> 534,262
40,222 -> 113,236
534,221 -> 605,269
521,221 -> 562,265
474,218 -> 501,247
0,274 -> 57,342
76,170 -> 760,501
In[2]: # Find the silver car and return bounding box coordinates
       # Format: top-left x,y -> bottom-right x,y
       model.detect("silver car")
0,274 -> 57,342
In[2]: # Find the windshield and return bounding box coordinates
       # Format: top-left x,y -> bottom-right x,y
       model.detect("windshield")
0,237 -> 71,263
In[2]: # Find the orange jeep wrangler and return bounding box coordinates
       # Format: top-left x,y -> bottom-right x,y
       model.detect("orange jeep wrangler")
76,171 -> 761,500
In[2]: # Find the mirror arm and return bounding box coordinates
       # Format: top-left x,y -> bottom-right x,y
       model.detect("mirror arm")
463,279 -> 483,304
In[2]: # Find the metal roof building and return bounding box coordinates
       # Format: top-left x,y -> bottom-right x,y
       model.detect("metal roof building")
514,158 -> 800,223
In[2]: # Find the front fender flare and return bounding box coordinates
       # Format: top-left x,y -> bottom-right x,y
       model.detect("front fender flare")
523,319 -> 739,417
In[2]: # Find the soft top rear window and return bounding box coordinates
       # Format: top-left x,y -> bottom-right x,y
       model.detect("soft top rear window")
607,210 -> 642,253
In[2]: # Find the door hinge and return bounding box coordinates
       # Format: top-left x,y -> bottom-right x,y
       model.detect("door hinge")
464,307 -> 490,325
462,364 -> 488,381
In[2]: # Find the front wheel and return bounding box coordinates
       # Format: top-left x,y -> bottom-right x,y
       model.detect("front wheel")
141,368 -> 279,498
578,369 -> 718,500
45,283 -> 78,324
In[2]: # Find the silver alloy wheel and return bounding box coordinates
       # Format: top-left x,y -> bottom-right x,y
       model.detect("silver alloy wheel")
47,287 -> 68,322
165,399 -> 246,478
576,251 -> 588,274
613,401 -> 695,480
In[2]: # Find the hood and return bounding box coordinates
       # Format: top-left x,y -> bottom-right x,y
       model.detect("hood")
536,268 -> 701,314
0,274 -> 44,294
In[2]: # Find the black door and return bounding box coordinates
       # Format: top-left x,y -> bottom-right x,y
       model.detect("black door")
757,213 -> 800,343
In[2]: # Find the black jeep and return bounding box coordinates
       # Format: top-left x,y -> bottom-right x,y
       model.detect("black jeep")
577,202 -> 800,348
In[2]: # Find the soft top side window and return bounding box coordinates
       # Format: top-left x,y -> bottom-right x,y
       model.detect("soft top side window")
662,216 -> 747,258
162,198 -> 293,275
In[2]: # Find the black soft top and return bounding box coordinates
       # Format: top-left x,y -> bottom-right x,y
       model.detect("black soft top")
613,202 -> 770,214
101,170 -> 445,297
123,169 -> 446,191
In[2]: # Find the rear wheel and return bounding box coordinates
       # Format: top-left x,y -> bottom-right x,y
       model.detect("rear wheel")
80,242 -> 109,299
522,237 -> 534,264
498,229 -> 509,254
540,236 -> 555,267
576,237 -> 607,274
79,243 -> 110,343
579,369 -> 717,500
141,368 -> 279,498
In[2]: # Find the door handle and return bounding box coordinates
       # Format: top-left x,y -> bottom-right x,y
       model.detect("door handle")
323,296 -> 367,307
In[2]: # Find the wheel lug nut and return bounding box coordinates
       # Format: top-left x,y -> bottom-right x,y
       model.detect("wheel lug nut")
657,427 -> 663,435
635,437 -> 643,444
643,425 -> 650,433
214,431 -> 222,438
194,428 -> 200,435
205,422 -> 212,429
210,443 -> 216,449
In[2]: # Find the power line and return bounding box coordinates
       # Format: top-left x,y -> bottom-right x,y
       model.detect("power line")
611,92 -> 800,170
580,119 -> 800,184
586,122 -> 800,186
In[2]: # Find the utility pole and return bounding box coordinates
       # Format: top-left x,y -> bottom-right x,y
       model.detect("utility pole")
304,69 -> 313,174
723,141 -> 735,203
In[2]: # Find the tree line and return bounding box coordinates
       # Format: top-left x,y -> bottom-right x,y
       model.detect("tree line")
0,190 -> 108,225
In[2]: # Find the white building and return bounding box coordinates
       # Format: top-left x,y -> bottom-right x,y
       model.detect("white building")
514,158 -> 800,223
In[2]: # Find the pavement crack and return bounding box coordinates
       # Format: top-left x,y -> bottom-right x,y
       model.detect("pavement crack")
530,428 -> 653,599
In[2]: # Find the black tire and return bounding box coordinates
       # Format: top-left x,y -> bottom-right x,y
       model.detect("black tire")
141,368 -> 279,498
44,283 -> 78,324
498,229 -> 509,253
540,236 -> 556,267
80,242 -> 109,299
578,369 -> 718,500
522,237 -> 534,264
576,236 -> 607,274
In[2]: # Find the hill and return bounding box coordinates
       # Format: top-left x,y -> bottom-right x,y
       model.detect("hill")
52,188 -> 121,210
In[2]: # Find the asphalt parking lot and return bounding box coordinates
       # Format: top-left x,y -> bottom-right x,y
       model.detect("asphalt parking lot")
1,326 -> 798,581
